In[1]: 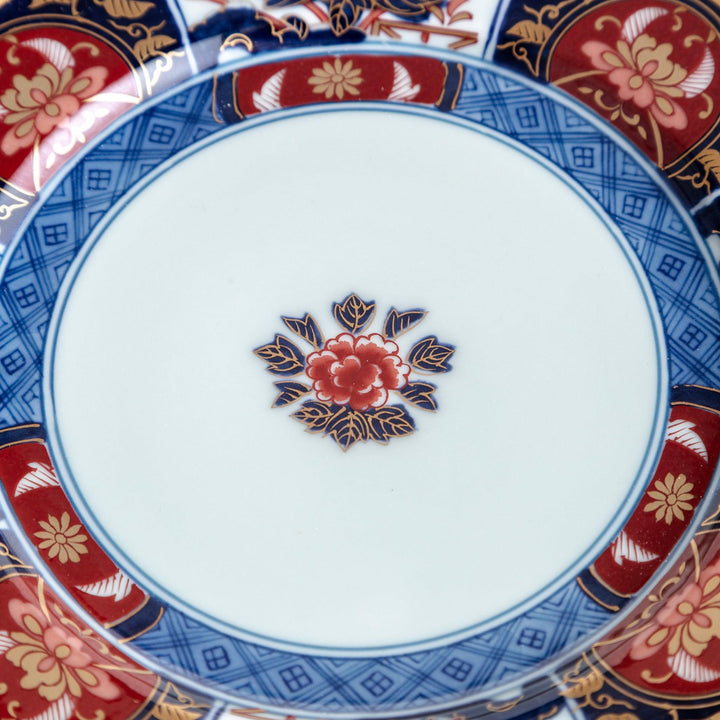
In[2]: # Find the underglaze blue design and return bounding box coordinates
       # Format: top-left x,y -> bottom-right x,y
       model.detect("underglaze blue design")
133,580 -> 609,709
0,49 -> 716,713
487,0 -> 720,223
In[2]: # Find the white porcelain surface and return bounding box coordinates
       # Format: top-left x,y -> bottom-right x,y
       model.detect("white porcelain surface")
49,109 -> 661,649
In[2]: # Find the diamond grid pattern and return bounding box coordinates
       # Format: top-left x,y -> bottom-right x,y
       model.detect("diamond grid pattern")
0,59 -> 714,711
456,67 -> 720,389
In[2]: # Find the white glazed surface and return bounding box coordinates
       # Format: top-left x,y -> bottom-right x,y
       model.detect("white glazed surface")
50,110 -> 659,650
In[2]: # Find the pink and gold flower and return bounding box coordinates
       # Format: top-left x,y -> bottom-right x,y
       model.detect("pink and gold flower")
582,34 -> 689,129
0,62 -> 108,155
5,598 -> 120,701
630,559 -> 720,661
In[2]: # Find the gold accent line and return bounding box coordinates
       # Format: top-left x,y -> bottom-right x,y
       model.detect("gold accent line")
104,594 -> 150,629
37,578 -> 51,621
691,538 -> 701,582
0,438 -> 44,451
450,64 -> 463,110
553,69 -> 606,86
435,61 -> 450,109
232,71 -> 244,121
674,383 -> 720,394
130,677 -> 165,720
486,698 -> 522,712
212,75 -> 224,124
589,563 -> 633,598
0,423 -> 41,434
670,400 -> 720,417
538,706 -> 560,720
221,33 -> 254,52
0,571 -> 36,585
118,607 -> 165,643
94,664 -> 154,674
0,176 -> 34,196
0,561 -> 31,572
695,527 -> 720,535
648,113 -> 664,169
576,577 -> 621,611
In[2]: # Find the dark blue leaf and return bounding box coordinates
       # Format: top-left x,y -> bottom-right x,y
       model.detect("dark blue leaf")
292,400 -> 336,432
328,0 -> 367,34
375,0 -> 438,16
282,313 -> 324,350
254,334 -> 305,376
366,405 -> 415,444
383,308 -> 427,339
332,293 -> 375,333
407,336 -> 454,373
325,406 -> 370,450
399,382 -> 437,411
283,14 -> 309,38
273,382 -> 311,407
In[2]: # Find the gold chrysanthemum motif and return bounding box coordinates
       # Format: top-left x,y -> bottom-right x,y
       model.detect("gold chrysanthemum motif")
308,59 -> 363,100
34,511 -> 88,564
643,472 -> 695,524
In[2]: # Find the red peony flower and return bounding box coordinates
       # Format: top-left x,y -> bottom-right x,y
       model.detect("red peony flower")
306,333 -> 411,411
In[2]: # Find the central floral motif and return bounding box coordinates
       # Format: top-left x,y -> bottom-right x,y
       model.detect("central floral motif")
306,333 -> 410,411
254,293 -> 454,449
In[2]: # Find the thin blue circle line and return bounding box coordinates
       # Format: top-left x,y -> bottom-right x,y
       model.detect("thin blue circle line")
0,44 -> 707,714
43,98 -> 667,657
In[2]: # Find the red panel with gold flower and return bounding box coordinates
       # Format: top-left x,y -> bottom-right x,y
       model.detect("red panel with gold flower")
0,425 -> 167,640
0,0 -> 193,243
212,53 -> 465,122
0,539 -> 212,720
551,507 -> 720,718
492,0 -> 720,215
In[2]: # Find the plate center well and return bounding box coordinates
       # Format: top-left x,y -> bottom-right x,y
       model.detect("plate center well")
48,109 -> 661,651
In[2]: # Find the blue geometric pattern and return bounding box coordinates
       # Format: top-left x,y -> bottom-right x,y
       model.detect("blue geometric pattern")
0,52 -> 716,713
454,68 -> 720,389
134,581 -> 609,710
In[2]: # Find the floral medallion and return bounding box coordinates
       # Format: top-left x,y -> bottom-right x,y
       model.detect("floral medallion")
548,1 -> 720,168
254,293 -> 454,450
0,28 -> 142,194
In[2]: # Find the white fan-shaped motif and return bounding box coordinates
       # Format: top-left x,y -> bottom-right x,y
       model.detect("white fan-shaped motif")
27,694 -> 75,720
252,69 -> 287,113
20,38 -> 75,72
611,531 -> 659,565
666,419 -> 709,461
621,7 -> 668,43
15,461 -> 59,497
77,570 -> 135,602
679,47 -> 716,98
670,649 -> 720,682
0,630 -> 15,656
387,62 -> 421,102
